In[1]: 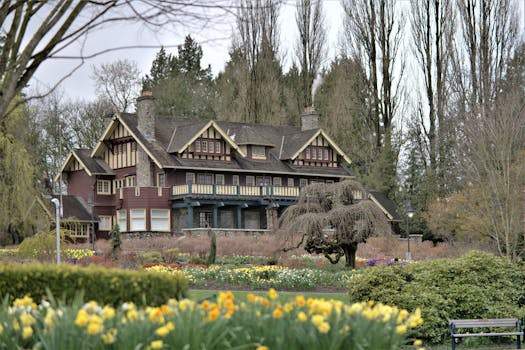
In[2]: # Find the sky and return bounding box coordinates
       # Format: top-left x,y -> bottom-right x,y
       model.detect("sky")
31,1 -> 345,102
30,1 -> 525,103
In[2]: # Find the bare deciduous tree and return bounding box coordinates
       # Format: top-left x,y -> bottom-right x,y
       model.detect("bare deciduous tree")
342,0 -> 405,197
295,0 -> 326,107
280,181 -> 391,268
0,1 -> 235,121
91,59 -> 140,113
410,0 -> 456,196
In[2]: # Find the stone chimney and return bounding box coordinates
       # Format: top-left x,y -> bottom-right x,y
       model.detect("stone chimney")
137,90 -> 156,141
136,91 -> 155,187
301,106 -> 320,131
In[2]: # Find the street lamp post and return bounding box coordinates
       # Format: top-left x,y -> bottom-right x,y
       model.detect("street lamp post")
405,200 -> 414,261
51,198 -> 61,264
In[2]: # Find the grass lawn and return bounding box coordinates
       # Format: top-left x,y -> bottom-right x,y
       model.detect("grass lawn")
189,289 -> 349,303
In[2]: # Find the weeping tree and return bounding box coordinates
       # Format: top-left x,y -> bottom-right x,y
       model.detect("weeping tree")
280,180 -> 390,268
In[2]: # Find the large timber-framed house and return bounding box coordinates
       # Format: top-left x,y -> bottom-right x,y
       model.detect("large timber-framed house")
56,92 -> 400,239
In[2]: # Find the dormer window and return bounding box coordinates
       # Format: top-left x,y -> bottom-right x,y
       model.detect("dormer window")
252,145 -> 266,160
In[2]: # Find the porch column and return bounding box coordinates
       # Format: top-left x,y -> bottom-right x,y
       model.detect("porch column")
236,206 -> 243,229
187,206 -> 193,228
212,206 -> 218,228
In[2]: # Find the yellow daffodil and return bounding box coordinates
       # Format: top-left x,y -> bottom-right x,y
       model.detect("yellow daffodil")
75,309 -> 89,327
101,329 -> 117,344
22,326 -> 33,339
317,322 -> 330,334
150,340 -> 163,349
272,308 -> 283,319
268,288 -> 278,300
87,322 -> 103,335
396,324 -> 407,335
297,311 -> 308,323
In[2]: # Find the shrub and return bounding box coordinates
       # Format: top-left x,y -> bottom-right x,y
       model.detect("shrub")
110,225 -> 122,254
17,231 -> 68,261
347,251 -> 525,343
139,251 -> 163,264
161,248 -> 180,263
207,230 -> 217,265
0,263 -> 188,305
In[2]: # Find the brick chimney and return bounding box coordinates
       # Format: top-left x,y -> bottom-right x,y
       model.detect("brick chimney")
136,91 -> 155,187
301,106 -> 320,131
137,90 -> 156,141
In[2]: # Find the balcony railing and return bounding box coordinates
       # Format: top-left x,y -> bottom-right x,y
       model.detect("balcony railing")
172,184 -> 300,198
172,183 -> 368,201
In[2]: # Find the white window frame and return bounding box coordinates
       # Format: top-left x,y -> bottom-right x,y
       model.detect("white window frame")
324,147 -> 329,160
215,174 -> 225,185
232,175 -> 240,186
186,172 -> 195,184
195,140 -> 201,152
287,178 -> 295,187
209,141 -> 215,154
130,209 -> 146,231
157,173 -> 166,187
202,140 -> 208,153
273,177 -> 282,186
215,141 -> 221,154
246,175 -> 255,186
97,180 -> 111,195
198,173 -> 213,185
305,147 -> 311,159
299,178 -> 308,187
117,210 -> 127,232
150,209 -> 170,232
126,175 -> 136,187
98,215 -> 112,231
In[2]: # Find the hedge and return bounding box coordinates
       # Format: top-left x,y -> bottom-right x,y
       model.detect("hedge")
0,263 -> 188,306
348,251 -> 525,343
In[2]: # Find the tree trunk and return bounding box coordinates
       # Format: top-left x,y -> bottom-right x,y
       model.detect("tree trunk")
342,242 -> 358,268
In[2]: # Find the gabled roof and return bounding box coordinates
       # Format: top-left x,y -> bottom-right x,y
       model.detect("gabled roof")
55,148 -> 114,181
166,119 -> 246,157
281,129 -> 352,164
368,190 -> 402,222
80,112 -> 353,178
40,195 -> 96,222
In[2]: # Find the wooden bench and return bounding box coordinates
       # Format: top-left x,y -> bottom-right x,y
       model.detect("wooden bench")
449,318 -> 523,350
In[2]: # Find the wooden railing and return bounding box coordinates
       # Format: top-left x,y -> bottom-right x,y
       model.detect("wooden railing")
172,184 -> 300,198
172,184 -> 367,201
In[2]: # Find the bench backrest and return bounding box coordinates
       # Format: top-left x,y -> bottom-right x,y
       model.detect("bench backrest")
450,319 -> 521,329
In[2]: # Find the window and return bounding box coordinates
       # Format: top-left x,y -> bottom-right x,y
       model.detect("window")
199,211 -> 213,228
311,147 -> 317,160
215,141 -> 221,154
97,180 -> 111,194
287,178 -> 295,187
186,172 -> 195,184
299,178 -> 308,187
324,148 -> 329,160
305,147 -> 311,159
252,145 -> 266,159
202,141 -> 208,153
126,175 -> 136,187
151,209 -> 170,231
209,141 -> 214,154
195,140 -> 201,152
130,209 -> 146,231
215,174 -> 225,185
246,175 -> 255,186
273,177 -> 282,186
98,216 -> 112,231
326,180 -> 334,184
117,210 -> 127,232
232,175 -> 240,186
318,148 -> 323,160
157,173 -> 166,187
257,176 -> 271,186
197,173 -> 213,185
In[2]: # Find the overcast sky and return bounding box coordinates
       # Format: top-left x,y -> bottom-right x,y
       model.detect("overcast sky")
30,1 -> 345,102
30,1 -> 524,103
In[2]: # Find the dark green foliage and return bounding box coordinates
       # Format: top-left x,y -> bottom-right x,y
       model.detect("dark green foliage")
110,224 -> 122,253
207,230 -> 217,265
0,263 -> 188,305
142,36 -> 216,119
348,251 -> 525,343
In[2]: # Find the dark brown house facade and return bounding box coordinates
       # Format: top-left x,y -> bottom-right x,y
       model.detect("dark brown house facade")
56,92 -> 399,240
